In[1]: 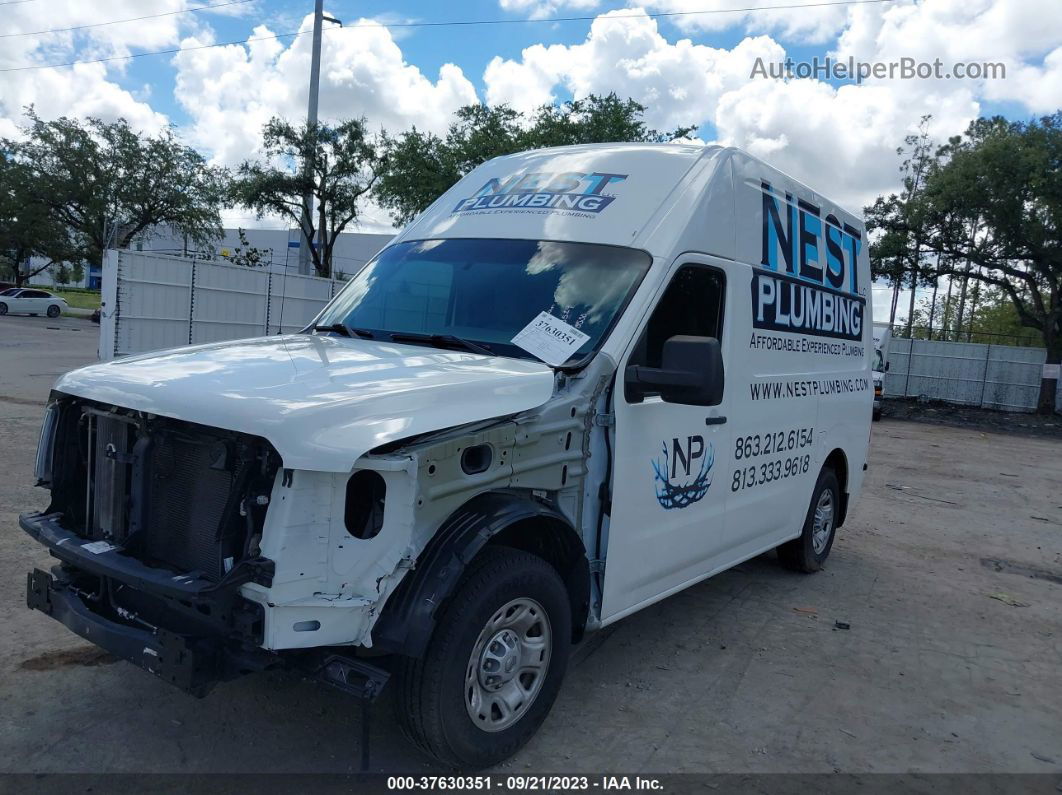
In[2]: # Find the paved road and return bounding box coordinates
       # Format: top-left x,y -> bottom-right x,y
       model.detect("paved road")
0,322 -> 1059,774
0,314 -> 99,405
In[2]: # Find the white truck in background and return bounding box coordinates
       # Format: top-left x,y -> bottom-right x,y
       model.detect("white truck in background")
872,323 -> 892,420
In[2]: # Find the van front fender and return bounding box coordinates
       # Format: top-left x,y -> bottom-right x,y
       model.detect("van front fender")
371,492 -> 589,657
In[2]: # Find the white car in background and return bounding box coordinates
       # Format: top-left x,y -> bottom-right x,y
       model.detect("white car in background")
0,288 -> 68,318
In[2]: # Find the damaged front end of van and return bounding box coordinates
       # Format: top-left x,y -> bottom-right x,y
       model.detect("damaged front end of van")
21,237 -> 638,703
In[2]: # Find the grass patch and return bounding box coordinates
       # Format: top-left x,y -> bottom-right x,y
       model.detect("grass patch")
53,290 -> 100,310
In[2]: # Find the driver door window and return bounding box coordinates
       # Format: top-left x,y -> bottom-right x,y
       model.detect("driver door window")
625,265 -> 726,404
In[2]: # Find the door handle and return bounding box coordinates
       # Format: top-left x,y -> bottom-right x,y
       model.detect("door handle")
705,416 -> 727,426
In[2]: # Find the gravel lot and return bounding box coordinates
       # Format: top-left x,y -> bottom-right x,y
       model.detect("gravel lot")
1,315 -> 1060,774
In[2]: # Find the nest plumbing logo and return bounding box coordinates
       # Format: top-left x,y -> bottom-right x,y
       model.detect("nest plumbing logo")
752,180 -> 867,342
452,171 -> 628,215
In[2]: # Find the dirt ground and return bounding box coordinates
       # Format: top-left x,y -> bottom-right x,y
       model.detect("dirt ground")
1,315 -> 1060,774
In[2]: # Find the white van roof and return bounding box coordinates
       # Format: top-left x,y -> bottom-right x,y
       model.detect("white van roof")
394,143 -> 866,267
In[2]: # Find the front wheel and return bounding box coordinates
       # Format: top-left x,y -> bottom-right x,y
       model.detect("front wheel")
394,546 -> 572,770
0,302 -> 7,315
46,304 -> 61,318
778,467 -> 840,572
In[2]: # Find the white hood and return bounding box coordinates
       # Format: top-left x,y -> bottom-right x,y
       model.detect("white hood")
55,335 -> 555,472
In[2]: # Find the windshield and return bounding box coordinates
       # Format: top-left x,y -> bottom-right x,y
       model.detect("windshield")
314,238 -> 652,365
873,348 -> 884,371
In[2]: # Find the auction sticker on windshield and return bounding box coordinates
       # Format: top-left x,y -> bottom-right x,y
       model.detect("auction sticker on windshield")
512,311 -> 590,366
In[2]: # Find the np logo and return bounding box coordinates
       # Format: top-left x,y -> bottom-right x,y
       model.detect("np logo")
651,435 -> 714,510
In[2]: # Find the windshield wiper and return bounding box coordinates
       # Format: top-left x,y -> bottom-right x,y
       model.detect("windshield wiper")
312,322 -> 374,339
389,332 -> 493,356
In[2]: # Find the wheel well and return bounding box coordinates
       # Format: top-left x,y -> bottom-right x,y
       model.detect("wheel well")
371,493 -> 590,657
487,517 -> 590,644
823,448 -> 849,527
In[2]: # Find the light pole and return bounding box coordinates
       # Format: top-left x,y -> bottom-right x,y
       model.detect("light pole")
298,0 -> 341,275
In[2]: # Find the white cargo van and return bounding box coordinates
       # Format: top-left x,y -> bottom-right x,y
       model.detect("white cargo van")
24,144 -> 873,769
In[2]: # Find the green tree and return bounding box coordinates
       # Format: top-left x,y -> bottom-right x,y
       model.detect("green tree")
865,194 -> 909,323
0,151 -> 80,286
230,117 -> 382,279
376,94 -> 695,225
908,285 -> 1042,346
224,228 -> 271,269
51,263 -> 72,286
920,113 -> 1062,414
966,287 -> 1043,346
864,116 -> 940,331
3,109 -> 225,274
526,94 -> 695,148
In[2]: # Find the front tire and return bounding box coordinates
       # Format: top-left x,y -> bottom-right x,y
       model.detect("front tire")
46,304 -> 61,318
0,302 -> 6,315
394,546 -> 572,770
778,467 -> 840,572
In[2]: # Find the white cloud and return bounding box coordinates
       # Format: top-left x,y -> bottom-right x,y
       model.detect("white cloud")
171,16 -> 478,233
172,16 -> 479,168
833,0 -> 1062,113
707,0 -> 1062,211
482,1 -> 1061,216
996,47 -> 1062,114
0,0 -> 190,137
498,0 -> 601,21
713,78 -> 978,212
637,0 -> 850,44
485,9 -> 784,130
482,9 -> 927,211
0,63 -> 169,140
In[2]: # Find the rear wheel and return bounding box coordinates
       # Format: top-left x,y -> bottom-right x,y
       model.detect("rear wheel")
394,546 -> 571,770
46,304 -> 61,318
778,467 -> 840,572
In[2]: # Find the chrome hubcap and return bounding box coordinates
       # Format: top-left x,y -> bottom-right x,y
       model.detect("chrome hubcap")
465,597 -> 551,733
812,489 -> 835,554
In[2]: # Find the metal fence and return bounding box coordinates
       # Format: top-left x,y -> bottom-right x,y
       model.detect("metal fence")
884,337 -> 1062,412
100,250 -> 343,360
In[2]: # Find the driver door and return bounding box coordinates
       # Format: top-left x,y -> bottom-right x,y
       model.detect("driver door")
601,257 -> 735,622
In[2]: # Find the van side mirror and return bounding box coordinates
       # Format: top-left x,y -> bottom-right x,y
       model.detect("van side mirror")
625,335 -> 724,406
885,361 -> 890,372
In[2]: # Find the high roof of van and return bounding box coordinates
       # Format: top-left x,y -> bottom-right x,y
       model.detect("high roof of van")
394,143 -> 865,265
